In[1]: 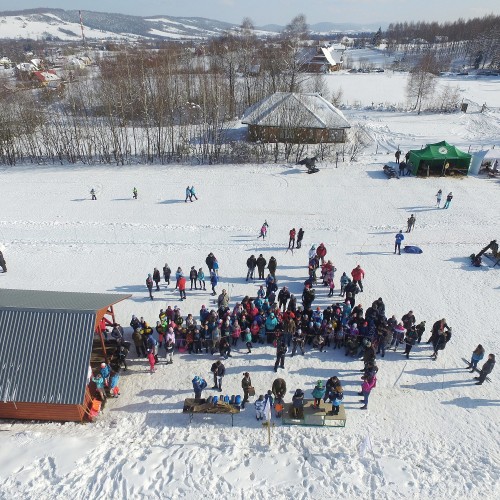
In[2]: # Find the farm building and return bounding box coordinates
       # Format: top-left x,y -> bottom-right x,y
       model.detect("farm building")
0,289 -> 130,423
299,44 -> 344,73
242,92 -> 350,144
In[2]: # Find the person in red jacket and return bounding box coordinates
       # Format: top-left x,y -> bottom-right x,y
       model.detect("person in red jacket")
178,275 -> 187,301
351,265 -> 365,292
316,243 -> 327,264
288,228 -> 296,249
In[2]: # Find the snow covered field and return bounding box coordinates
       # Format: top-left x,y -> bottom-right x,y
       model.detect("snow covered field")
0,74 -> 499,500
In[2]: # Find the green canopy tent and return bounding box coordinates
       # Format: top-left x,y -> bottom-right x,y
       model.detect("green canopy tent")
408,141 -> 472,176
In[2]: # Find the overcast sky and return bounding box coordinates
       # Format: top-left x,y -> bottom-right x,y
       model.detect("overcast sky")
2,1 -> 498,26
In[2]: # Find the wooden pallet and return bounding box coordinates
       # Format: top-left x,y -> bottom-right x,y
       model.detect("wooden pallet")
282,399 -> 346,427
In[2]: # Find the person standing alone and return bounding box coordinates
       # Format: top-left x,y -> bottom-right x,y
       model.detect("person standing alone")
395,230 -> 404,255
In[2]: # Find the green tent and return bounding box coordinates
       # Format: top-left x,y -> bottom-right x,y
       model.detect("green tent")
408,141 -> 472,176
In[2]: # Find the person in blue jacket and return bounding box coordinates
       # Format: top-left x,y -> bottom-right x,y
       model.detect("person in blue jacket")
265,312 -> 278,343
100,362 -> 111,386
189,186 -> 198,201
192,375 -> 207,399
394,230 -> 404,255
92,373 -> 107,401
210,271 -> 218,296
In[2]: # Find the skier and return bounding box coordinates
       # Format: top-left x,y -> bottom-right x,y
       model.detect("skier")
406,214 -> 416,232
246,254 -> 257,281
133,187 -> 138,199
467,345 -> 485,372
436,189 -> 443,207
163,263 -> 171,285
394,230 -> 404,255
152,267 -> 161,291
258,222 -> 268,239
189,266 -> 198,290
288,228 -> 296,249
90,188 -> 97,200
296,228 -> 304,249
189,186 -> 198,201
0,250 -> 6,273
443,192 -> 453,209
256,254 -> 267,279
185,186 -> 192,202
395,148 -> 401,164
146,274 -> 154,300
474,354 -> 495,385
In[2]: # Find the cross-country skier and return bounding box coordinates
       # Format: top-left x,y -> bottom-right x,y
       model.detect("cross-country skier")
258,222 -> 268,239
133,187 -> 138,199
90,188 -> 96,200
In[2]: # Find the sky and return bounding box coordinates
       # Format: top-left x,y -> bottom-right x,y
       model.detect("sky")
1,0 -> 498,26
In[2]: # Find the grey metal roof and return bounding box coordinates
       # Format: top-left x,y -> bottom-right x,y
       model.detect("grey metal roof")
0,309 -> 95,405
0,289 -> 131,312
242,92 -> 350,130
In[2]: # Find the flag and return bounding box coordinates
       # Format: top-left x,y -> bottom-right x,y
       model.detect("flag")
358,434 -> 373,458
264,399 -> 272,422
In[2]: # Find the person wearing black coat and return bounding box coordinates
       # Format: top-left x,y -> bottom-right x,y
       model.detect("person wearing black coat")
302,286 -> 315,310
210,360 -> 226,391
206,253 -> 215,274
428,318 -> 449,344
402,311 -> 416,331
268,256 -> 277,277
163,263 -> 171,285
344,281 -> 360,297
256,254 -> 267,280
278,286 -> 291,312
189,266 -> 198,290
246,255 -> 257,281
152,268 -> 161,291
296,228 -> 304,249
287,294 -> 297,313
274,339 -> 287,372
475,354 -> 495,385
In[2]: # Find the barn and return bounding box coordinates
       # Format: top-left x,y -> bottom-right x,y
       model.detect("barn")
0,289 -> 130,422
242,92 -> 350,144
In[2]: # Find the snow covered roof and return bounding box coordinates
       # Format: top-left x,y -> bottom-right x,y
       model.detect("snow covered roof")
242,92 -> 350,130
33,70 -> 61,83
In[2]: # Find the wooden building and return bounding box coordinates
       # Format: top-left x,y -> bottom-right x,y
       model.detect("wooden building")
0,289 -> 130,422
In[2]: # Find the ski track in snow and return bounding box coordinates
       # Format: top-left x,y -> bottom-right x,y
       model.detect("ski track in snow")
0,77 -> 500,500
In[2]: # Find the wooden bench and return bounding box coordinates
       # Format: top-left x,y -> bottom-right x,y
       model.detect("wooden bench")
183,398 -> 240,427
282,399 -> 346,427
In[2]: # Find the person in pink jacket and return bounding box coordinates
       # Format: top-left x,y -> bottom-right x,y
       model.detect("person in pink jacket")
358,375 -> 376,410
351,265 -> 365,292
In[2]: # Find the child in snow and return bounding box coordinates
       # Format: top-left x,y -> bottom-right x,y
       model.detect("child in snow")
331,383 -> 344,415
340,272 -> 350,297
255,395 -> 265,420
312,380 -> 325,408
92,373 -> 107,401
147,350 -> 156,373
109,371 -> 120,397
244,327 -> 253,353
274,397 -> 284,418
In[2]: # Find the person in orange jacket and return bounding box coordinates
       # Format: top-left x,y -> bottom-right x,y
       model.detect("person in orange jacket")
178,275 -> 187,301
351,265 -> 365,292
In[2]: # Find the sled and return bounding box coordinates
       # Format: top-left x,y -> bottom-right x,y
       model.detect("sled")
306,168 -> 320,174
461,358 -> 491,383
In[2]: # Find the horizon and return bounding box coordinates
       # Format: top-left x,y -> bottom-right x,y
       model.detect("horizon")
0,1 -> 498,27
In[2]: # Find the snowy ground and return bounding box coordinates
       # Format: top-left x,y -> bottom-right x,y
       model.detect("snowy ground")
0,75 -> 499,500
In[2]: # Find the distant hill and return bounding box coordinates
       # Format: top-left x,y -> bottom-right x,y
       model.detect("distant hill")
0,8 -> 380,41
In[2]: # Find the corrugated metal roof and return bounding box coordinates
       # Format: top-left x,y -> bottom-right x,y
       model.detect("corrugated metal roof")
0,309 -> 95,405
242,92 -> 350,130
0,289 -> 130,312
